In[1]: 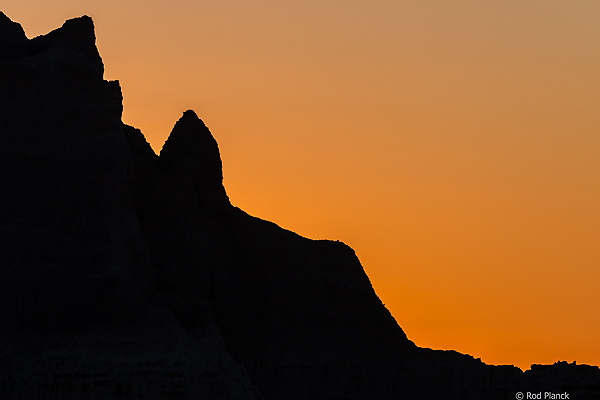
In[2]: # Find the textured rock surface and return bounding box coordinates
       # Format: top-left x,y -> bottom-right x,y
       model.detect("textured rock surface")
1,12 -> 599,399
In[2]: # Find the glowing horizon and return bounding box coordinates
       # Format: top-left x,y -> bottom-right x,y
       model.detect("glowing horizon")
3,0 -> 599,370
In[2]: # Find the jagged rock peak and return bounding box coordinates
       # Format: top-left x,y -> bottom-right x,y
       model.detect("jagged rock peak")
0,11 -> 26,39
40,15 -> 97,54
0,12 -> 103,77
30,14 -> 103,77
0,12 -> 28,59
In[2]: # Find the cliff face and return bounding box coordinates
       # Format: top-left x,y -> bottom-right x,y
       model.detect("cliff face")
0,14 -> 260,400
0,13 -> 598,400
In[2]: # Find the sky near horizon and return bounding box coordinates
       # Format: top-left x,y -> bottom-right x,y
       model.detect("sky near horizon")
3,1 -> 599,370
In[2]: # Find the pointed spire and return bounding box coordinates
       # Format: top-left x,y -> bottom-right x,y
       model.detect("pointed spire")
160,110 -> 231,210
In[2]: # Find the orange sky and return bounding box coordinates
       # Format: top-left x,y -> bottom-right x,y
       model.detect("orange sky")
4,1 -> 599,370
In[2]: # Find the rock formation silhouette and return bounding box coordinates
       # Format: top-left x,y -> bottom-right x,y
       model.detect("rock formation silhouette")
0,12 -> 598,399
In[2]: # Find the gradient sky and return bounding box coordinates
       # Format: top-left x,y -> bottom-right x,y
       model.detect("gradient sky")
4,0 -> 599,370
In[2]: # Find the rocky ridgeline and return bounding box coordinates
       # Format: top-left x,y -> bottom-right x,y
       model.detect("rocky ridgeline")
0,12 -> 598,399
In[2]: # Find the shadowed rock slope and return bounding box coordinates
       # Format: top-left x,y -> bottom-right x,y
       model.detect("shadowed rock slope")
1,12 -> 599,400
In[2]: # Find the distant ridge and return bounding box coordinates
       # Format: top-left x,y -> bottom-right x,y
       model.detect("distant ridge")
0,12 -> 598,399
